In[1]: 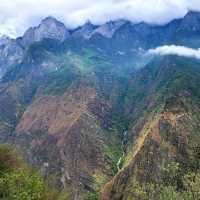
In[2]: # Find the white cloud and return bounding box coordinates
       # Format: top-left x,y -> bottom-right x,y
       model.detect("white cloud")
148,45 -> 200,59
0,0 -> 200,38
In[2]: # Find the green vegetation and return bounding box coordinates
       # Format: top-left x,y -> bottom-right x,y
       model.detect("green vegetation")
43,64 -> 77,95
104,144 -> 122,175
85,191 -> 99,200
122,159 -> 200,200
0,145 -> 68,200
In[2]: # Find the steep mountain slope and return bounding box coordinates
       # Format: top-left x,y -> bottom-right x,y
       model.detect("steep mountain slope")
15,81 -> 110,199
101,56 -> 200,200
0,38 -> 126,199
0,35 -> 24,78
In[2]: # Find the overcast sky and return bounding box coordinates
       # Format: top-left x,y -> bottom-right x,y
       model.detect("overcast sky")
0,0 -> 200,38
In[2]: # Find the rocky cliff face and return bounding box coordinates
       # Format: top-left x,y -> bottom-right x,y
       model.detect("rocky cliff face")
0,35 -> 24,78
19,16 -> 70,48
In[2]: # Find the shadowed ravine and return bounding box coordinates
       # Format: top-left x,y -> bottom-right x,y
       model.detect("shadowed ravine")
116,131 -> 128,172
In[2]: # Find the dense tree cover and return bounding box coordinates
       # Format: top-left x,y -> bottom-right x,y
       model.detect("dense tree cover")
0,145 -> 68,200
125,162 -> 200,200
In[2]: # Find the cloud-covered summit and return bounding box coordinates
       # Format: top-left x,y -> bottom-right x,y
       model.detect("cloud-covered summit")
0,0 -> 200,38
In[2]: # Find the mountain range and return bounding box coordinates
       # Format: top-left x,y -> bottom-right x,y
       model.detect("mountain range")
0,10 -> 200,200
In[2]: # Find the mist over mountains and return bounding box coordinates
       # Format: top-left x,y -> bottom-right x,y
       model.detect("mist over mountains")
1,10 -> 200,79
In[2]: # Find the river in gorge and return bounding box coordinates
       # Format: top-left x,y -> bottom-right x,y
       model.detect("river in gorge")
117,130 -> 128,171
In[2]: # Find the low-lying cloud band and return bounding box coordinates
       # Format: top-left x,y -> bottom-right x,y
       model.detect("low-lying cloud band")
148,45 -> 200,60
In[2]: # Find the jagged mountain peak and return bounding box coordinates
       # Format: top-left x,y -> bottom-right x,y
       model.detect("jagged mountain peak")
184,10 -> 200,19
72,20 -> 98,38
91,20 -> 127,38
0,34 -> 10,40
15,10 -> 200,45
40,16 -> 66,27
20,16 -> 69,47
182,10 -> 200,25
72,19 -> 127,39
0,34 -> 12,46
82,20 -> 95,27
177,10 -> 200,33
